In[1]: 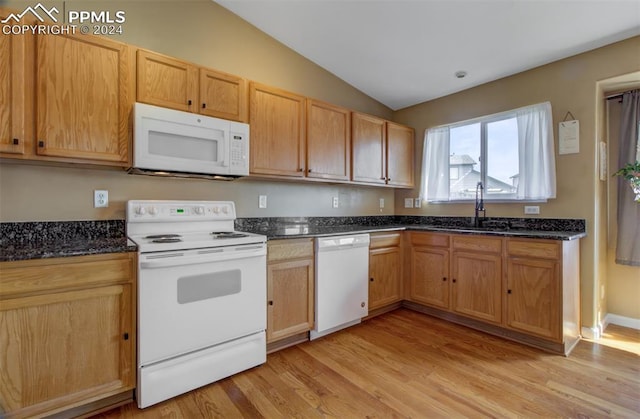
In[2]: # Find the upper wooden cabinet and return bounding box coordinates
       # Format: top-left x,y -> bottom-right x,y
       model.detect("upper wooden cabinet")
387,122 -> 415,187
306,99 -> 351,181
0,8 -> 32,156
36,32 -> 133,165
137,50 -> 198,112
352,112 -> 415,188
352,112 -> 386,185
137,49 -> 247,122
249,83 -> 306,177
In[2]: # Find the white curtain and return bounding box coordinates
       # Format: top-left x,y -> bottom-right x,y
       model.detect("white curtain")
516,101 -> 556,200
421,126 -> 450,201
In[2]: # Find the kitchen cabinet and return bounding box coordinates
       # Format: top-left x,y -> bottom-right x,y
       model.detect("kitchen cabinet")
306,99 -> 351,181
250,83 -> 306,177
351,112 -> 415,187
386,122 -> 415,187
505,239 -> 562,341
409,232 -> 450,309
0,8 -> 32,156
137,49 -> 247,121
266,239 -> 314,348
36,32 -> 133,165
451,235 -> 502,324
0,253 -> 136,418
368,232 -> 403,313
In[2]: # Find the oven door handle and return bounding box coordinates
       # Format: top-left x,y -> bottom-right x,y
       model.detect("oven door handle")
139,246 -> 265,269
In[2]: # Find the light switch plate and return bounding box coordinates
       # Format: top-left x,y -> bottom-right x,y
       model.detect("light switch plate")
414,198 -> 422,208
258,195 -> 267,209
379,198 -> 385,208
404,198 -> 414,208
332,196 -> 339,208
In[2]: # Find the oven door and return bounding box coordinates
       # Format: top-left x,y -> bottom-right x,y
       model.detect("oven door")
137,243 -> 266,366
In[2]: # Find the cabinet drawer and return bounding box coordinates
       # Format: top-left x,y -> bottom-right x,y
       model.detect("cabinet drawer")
452,235 -> 502,253
0,253 -> 135,298
410,232 -> 449,248
370,232 -> 401,249
268,239 -> 314,262
507,239 -> 560,259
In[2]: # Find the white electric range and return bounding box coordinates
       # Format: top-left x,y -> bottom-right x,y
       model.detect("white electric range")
126,200 -> 267,408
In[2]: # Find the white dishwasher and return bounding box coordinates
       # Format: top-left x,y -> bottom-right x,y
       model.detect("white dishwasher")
310,234 -> 370,340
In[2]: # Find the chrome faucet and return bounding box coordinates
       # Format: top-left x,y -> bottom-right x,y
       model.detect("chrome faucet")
474,181 -> 486,227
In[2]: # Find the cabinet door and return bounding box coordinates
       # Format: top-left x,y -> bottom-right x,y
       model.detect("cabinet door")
0,283 -> 134,417
451,251 -> 502,324
137,49 -> 198,112
352,112 -> 386,184
36,34 -> 132,164
410,246 -> 450,309
267,258 -> 314,342
249,83 -> 306,177
199,68 -> 247,121
0,9 -> 31,155
506,257 -> 561,341
306,99 -> 351,181
386,122 -> 414,187
369,247 -> 402,310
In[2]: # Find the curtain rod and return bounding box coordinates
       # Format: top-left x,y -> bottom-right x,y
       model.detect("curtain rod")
605,89 -> 635,100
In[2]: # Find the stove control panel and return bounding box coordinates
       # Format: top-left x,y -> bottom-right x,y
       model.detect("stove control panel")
127,201 -> 236,222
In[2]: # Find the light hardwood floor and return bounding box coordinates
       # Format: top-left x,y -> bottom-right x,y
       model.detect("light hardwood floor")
96,309 -> 640,418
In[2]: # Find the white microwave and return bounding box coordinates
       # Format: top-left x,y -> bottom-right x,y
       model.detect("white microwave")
130,102 -> 249,180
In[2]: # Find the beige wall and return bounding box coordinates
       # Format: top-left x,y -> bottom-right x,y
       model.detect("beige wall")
0,0 -> 395,221
393,36 -> 640,330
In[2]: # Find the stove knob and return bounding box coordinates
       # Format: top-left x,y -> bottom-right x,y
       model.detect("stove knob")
135,206 -> 146,215
221,206 -> 229,214
212,206 -> 220,214
148,206 -> 158,215
195,206 -> 205,215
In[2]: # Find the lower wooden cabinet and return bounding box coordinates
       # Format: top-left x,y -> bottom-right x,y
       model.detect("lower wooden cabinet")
451,235 -> 503,324
0,253 -> 136,418
266,239 -> 314,345
368,232 -> 402,312
406,231 -> 580,355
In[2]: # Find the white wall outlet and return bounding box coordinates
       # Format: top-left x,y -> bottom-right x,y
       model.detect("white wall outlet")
94,190 -> 108,208
379,198 -> 385,208
332,196 -> 339,208
524,205 -> 540,215
404,198 -> 414,208
414,198 -> 422,208
258,195 -> 267,209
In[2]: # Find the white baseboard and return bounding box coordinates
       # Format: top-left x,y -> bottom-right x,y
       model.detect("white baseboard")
604,313 -> 640,331
581,326 -> 602,340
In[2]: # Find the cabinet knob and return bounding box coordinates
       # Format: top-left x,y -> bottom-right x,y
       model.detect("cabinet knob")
268,300 -> 274,306
370,277 -> 374,282
452,279 -> 457,283
387,178 -> 391,182
361,302 -> 365,308
507,289 -> 512,294
38,140 -> 45,148
380,176 -> 386,180
299,168 -> 304,172
188,99 -> 192,106
442,277 -> 447,281
123,332 -> 129,340
202,103 -> 207,109
308,169 -> 312,173
12,138 -> 19,145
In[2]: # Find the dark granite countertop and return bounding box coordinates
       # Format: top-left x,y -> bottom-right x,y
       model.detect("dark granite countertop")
236,216 -> 586,242
0,221 -> 137,262
0,216 -> 586,262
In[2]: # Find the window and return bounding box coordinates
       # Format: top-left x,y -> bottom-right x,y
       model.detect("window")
421,102 -> 556,202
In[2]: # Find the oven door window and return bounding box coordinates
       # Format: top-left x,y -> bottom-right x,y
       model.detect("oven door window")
177,269 -> 241,304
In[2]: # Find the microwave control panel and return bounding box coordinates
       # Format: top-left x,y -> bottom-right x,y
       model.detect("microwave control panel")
229,131 -> 248,171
